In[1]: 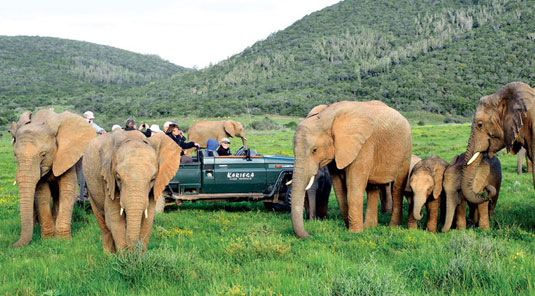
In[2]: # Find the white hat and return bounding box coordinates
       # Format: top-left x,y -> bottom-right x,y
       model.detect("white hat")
221,137 -> 230,143
150,124 -> 162,133
83,111 -> 95,119
112,125 -> 122,131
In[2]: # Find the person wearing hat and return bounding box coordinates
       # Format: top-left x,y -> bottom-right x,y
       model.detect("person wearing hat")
84,111 -> 106,135
217,137 -> 232,156
111,124 -> 122,131
163,121 -> 173,133
150,124 -> 163,133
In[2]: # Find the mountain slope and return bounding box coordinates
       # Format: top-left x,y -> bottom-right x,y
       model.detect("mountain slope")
100,0 -> 533,119
0,36 -> 187,123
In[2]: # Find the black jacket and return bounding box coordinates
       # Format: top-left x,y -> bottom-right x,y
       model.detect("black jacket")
166,133 -> 196,155
217,146 -> 231,156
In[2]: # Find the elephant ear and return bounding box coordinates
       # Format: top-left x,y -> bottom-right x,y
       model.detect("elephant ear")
332,113 -> 373,170
432,162 -> 447,199
9,111 -> 33,139
52,112 -> 97,177
405,156 -> 422,192
148,133 -> 181,200
99,134 -> 119,201
306,105 -> 328,118
498,82 -> 535,152
224,120 -> 236,137
473,160 -> 491,194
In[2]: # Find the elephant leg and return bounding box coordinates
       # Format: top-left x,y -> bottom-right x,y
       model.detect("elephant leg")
140,198 -> 156,251
105,198 -> 127,251
306,189 -> 317,220
363,187 -> 379,228
35,181 -> 55,238
455,199 -> 467,230
55,167 -> 77,238
50,182 -> 59,222
527,155 -> 533,174
379,183 -> 393,214
331,172 -> 348,227
389,172 -> 406,226
477,201 -> 490,230
316,189 -> 330,219
406,196 -> 417,229
346,166 -> 369,233
89,196 -> 116,253
426,197 -> 440,233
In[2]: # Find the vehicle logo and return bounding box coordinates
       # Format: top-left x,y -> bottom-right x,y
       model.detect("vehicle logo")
227,172 -> 255,181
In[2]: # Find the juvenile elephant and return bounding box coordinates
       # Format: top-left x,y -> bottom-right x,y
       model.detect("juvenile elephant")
292,101 -> 412,237
463,82 -> 534,203
442,153 -> 501,232
185,120 -> 247,155
405,155 -> 448,232
304,166 -> 332,220
8,109 -> 96,247
83,131 -> 181,253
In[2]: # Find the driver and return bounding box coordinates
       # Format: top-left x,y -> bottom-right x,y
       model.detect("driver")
217,138 -> 231,156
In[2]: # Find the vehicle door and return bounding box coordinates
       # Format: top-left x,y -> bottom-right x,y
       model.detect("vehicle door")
204,155 -> 267,193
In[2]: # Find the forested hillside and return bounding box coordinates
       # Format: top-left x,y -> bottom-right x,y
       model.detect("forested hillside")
2,0 -> 535,123
0,36 -> 187,124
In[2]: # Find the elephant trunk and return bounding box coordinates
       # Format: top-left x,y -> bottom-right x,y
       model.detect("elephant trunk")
125,197 -> 147,247
290,163 -> 312,238
441,191 -> 458,232
11,160 -> 40,247
462,143 -> 487,204
485,185 -> 497,201
412,193 -> 426,221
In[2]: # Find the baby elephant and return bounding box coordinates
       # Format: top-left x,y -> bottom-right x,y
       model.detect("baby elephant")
406,155 -> 448,232
442,153 -> 501,232
83,131 -> 181,253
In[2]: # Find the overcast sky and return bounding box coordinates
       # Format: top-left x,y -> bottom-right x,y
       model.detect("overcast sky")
1,0 -> 340,68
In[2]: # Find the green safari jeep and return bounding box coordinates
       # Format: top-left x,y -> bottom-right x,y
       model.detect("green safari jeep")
158,148 -> 294,211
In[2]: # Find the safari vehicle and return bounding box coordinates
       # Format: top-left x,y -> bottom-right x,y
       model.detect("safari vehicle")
158,147 -> 294,211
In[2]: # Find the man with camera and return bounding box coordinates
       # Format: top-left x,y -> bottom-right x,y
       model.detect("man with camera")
124,118 -> 152,137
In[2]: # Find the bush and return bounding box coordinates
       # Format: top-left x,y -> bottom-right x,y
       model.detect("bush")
283,121 -> 298,129
249,117 -> 282,130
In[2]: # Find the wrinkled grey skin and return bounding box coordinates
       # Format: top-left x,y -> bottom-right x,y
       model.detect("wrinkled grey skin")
304,166 -> 332,220
442,153 -> 501,232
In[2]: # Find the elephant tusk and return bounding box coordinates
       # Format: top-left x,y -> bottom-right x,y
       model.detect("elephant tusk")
13,180 -> 16,186
120,208 -> 124,216
286,180 -> 292,186
145,209 -> 148,219
467,152 -> 480,166
305,176 -> 315,190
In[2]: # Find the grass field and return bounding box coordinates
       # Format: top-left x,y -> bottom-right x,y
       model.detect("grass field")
0,121 -> 534,295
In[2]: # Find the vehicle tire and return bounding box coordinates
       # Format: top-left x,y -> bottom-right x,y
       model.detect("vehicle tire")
155,195 -> 166,213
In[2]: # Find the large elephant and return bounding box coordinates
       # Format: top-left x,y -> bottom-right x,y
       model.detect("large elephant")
442,153 -> 501,232
291,100 -> 412,237
185,120 -> 247,155
8,109 -> 96,247
516,147 -> 533,175
83,131 -> 180,253
405,155 -> 448,232
463,82 -> 534,203
304,166 -> 332,220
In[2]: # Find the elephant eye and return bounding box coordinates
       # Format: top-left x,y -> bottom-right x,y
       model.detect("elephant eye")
312,147 -> 317,153
477,121 -> 483,128
40,152 -> 46,158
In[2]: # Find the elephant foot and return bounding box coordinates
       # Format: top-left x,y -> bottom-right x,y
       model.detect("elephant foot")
348,224 -> 363,233
55,231 -> 71,239
478,222 -> 490,231
407,222 -> 417,229
10,238 -> 31,248
426,226 -> 437,233
363,219 -> 378,229
41,231 -> 55,239
456,223 -> 466,230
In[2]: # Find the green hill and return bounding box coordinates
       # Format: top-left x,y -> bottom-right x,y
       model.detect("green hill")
0,36 -> 188,124
91,0 -> 535,119
2,0 -> 535,123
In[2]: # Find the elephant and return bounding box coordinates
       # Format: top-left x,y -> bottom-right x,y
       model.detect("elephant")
463,82 -> 534,204
185,120 -> 247,155
82,131 -> 181,253
291,100 -> 412,237
442,153 -> 501,232
304,166 -> 332,220
8,109 -> 96,247
516,147 -> 533,175
404,155 -> 448,232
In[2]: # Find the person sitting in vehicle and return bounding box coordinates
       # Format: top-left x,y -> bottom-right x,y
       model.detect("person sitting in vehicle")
166,123 -> 199,155
84,111 -> 106,135
217,137 -> 231,156
125,117 -> 152,137
205,139 -> 219,157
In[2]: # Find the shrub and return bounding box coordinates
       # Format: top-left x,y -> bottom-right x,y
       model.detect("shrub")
249,117 -> 282,130
283,121 -> 298,129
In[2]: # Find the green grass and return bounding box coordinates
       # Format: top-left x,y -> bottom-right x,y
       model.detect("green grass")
0,122 -> 534,295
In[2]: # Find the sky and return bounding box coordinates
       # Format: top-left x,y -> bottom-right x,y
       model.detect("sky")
1,0 -> 340,69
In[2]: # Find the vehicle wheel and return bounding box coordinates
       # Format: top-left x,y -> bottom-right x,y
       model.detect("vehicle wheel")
155,195 -> 166,213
